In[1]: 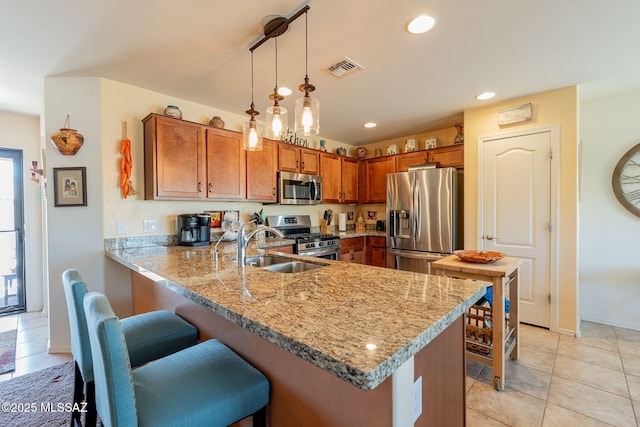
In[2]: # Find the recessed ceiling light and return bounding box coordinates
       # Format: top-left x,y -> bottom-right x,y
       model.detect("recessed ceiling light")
476,92 -> 496,101
407,15 -> 437,34
278,87 -> 292,96
363,122 -> 377,128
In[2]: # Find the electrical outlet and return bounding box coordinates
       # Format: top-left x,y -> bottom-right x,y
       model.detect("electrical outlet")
116,221 -> 126,235
414,376 -> 422,422
143,219 -> 158,233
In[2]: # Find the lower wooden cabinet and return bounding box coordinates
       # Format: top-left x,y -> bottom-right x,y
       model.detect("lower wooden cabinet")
340,237 -> 365,264
366,236 -> 386,267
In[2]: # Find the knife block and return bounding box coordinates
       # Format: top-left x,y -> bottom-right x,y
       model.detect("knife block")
320,219 -> 332,234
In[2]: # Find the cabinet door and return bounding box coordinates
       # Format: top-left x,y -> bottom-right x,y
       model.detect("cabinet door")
300,148 -> 319,174
247,138 -> 278,202
367,246 -> 387,267
341,157 -> 359,203
366,237 -> 387,267
320,153 -> 341,203
427,145 -> 464,168
278,144 -> 300,172
362,156 -> 396,203
396,151 -> 429,172
144,115 -> 205,200
206,128 -> 246,200
341,250 -> 364,264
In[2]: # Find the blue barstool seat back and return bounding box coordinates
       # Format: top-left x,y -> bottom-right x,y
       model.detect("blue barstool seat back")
62,269 -> 199,426
84,292 -> 270,427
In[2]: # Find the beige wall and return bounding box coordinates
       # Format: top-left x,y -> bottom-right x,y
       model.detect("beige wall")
580,90 -> 640,331
464,86 -> 579,335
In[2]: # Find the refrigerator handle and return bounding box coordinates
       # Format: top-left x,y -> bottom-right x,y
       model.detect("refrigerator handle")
388,210 -> 395,237
414,179 -> 421,242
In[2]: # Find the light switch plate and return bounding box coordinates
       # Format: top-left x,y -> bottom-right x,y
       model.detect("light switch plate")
414,376 -> 422,422
143,219 -> 158,233
116,221 -> 126,235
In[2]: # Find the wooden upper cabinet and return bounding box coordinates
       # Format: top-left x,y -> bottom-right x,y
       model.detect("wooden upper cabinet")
246,138 -> 278,202
319,153 -> 358,204
206,128 -> 246,200
361,156 -> 396,204
427,145 -> 464,168
143,114 -> 206,200
341,157 -> 359,204
396,151 -> 429,172
278,144 -> 319,174
319,153 -> 341,203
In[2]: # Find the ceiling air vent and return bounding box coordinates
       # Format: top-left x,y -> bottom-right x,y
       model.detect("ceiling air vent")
326,57 -> 364,78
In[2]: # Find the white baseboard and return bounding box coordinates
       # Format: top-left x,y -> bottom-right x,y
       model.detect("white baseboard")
580,315 -> 640,332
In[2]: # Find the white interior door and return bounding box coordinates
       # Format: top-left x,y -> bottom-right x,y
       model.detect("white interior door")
480,128 -> 554,328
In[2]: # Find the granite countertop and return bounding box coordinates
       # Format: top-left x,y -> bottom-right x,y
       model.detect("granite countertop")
106,242 -> 485,390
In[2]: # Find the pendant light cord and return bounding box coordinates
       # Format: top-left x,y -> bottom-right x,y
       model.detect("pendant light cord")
275,38 -> 278,87
305,11 -> 309,78
250,50 -> 255,105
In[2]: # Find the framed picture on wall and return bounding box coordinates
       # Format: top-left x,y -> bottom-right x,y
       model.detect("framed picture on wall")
206,211 -> 222,227
53,167 -> 87,207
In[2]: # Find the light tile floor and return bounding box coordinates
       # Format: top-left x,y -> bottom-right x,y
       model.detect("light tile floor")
0,313 -> 638,426
0,311 -> 72,383
467,322 -> 640,426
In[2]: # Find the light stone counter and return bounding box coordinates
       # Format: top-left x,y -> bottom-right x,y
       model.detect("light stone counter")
106,243 -> 485,391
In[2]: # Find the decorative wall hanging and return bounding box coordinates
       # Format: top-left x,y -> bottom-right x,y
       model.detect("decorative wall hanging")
612,141 -> 640,218
119,121 -> 136,199
50,115 -> 84,155
53,167 -> 86,207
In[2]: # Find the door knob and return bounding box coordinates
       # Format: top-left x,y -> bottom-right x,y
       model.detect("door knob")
485,235 -> 496,240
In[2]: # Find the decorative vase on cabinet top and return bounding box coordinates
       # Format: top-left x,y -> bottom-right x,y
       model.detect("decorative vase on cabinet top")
50,128 -> 84,155
209,116 -> 225,128
164,105 -> 182,119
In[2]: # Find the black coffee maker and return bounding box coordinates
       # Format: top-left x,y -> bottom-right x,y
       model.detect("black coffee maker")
177,213 -> 211,246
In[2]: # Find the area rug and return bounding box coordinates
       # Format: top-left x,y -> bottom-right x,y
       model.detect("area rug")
0,361 -> 75,427
0,329 -> 17,374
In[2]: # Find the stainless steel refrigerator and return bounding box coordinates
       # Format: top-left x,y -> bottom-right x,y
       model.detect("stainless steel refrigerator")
386,166 -> 463,274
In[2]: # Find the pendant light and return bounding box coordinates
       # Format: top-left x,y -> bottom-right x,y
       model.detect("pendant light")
294,11 -> 319,136
265,38 -> 288,140
242,51 -> 263,151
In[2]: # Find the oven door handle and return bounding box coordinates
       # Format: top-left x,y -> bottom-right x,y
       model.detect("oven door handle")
299,248 -> 339,258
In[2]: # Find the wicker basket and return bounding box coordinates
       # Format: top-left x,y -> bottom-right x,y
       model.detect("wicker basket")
466,305 -> 494,355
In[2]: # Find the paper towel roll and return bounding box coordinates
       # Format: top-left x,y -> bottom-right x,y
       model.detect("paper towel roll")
338,212 -> 347,232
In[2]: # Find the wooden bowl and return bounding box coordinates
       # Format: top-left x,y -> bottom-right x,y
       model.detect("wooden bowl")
453,250 -> 505,264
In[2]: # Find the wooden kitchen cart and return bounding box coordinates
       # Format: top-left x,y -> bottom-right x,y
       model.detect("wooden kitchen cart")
432,255 -> 522,391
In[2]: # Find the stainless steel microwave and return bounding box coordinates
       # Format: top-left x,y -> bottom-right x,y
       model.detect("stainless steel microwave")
278,171 -> 322,205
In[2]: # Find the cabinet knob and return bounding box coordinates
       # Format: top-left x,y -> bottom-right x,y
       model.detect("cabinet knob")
296,160 -> 300,168
272,187 -> 276,196
209,183 -> 213,193
301,161 -> 305,170
198,182 -> 202,192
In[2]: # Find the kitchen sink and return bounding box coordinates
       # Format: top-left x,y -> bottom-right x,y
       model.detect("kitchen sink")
244,254 -> 328,273
244,255 -> 294,267
262,261 -> 327,274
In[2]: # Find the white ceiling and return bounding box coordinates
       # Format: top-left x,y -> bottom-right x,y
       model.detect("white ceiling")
1,0 -> 640,145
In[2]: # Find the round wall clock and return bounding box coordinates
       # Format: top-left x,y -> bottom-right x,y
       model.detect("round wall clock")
612,141 -> 640,217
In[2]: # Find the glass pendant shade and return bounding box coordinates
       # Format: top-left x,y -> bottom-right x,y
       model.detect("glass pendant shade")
294,94 -> 319,136
242,119 -> 263,151
265,102 -> 288,140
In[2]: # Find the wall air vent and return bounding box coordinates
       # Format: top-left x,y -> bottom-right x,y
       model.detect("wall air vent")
326,56 -> 364,78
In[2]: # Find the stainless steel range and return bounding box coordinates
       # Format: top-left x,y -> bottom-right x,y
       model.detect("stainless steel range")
266,215 -> 340,260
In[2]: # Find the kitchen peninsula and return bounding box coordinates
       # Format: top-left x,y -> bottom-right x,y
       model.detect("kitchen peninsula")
106,243 -> 486,427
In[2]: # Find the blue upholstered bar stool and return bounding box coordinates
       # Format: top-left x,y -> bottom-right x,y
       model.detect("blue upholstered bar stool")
62,269 -> 199,427
83,292 -> 269,427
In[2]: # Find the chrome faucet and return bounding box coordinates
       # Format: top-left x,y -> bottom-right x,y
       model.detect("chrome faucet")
237,220 -> 285,268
